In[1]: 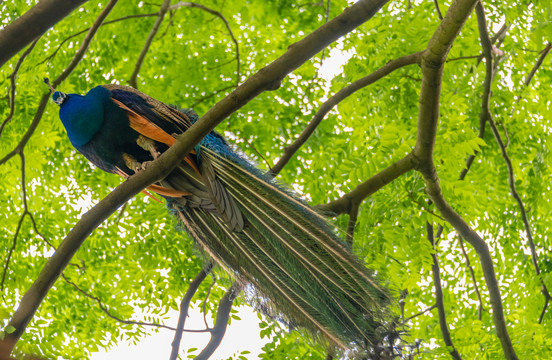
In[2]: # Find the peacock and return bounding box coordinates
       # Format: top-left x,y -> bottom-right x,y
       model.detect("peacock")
47,80 -> 393,354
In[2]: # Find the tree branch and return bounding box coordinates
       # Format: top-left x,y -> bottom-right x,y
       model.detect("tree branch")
524,42 -> 551,86
169,2 -> 241,87
38,13 -> 159,66
320,0 -> 332,64
413,0 -> 518,358
0,175 -> 27,295
201,275 -> 217,328
0,0 -> 88,68
129,0 -> 171,89
476,2 -> 550,323
458,235 -> 484,320
404,304 -> 436,323
427,222 -> 462,360
190,84 -> 236,108
62,275 -> 178,331
317,152 -> 414,215
456,0 -> 494,183
195,282 -> 244,360
345,202 -> 359,245
270,51 -> 421,176
4,0 -> 390,354
433,0 -> 444,20
170,262 -> 214,360
0,39 -> 39,140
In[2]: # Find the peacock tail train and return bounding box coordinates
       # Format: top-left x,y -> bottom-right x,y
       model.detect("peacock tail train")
50,82 -> 394,354
171,140 -> 392,350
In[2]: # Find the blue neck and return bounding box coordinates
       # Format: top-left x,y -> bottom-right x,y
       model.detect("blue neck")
58,86 -> 111,146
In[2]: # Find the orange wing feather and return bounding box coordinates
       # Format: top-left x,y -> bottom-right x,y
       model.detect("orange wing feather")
114,167 -> 191,200
111,98 -> 200,174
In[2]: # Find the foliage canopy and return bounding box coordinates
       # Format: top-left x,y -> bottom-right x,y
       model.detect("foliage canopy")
1,0 -> 551,359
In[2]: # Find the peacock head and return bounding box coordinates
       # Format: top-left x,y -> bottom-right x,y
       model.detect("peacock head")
44,77 -> 68,106
52,91 -> 68,106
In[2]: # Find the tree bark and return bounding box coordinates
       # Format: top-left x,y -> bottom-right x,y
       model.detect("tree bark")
0,0 -> 88,68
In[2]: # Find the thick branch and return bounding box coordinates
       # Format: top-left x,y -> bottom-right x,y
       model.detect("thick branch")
414,0 -> 479,165
170,262 -> 214,360
423,167 -> 518,360
414,1 -> 518,358
195,282 -> 244,360
427,222 -> 462,360
0,0 -> 88,68
4,0 -> 389,353
129,0 -> 171,88
318,152 -> 414,215
271,51 -> 421,176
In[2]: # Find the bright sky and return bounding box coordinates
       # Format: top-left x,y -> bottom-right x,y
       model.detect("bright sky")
91,306 -> 268,360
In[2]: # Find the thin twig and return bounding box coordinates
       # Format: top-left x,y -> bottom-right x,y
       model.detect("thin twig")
458,235 -> 484,320
159,10 -> 176,39
409,193 -> 446,221
37,13 -> 159,65
433,0 -> 443,20
446,54 -> 482,62
1,153 -> 32,296
190,84 -> 236,108
130,0 -> 171,89
169,2 -> 241,86
62,275 -> 179,331
427,222 -> 462,360
477,2 -> 550,323
115,202 -> 128,224
1,199 -> 25,294
201,275 -> 217,329
457,1 -> 495,182
524,42 -> 551,86
0,39 -> 39,139
404,304 -> 436,323
320,0 -> 331,64
244,138 -> 272,172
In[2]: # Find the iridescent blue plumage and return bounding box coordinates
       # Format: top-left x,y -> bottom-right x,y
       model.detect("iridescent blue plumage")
52,84 -> 393,354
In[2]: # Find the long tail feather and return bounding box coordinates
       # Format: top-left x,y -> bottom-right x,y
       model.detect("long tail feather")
169,139 -> 392,351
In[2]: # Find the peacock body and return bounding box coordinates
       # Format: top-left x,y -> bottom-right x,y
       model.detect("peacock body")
51,83 -> 392,353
